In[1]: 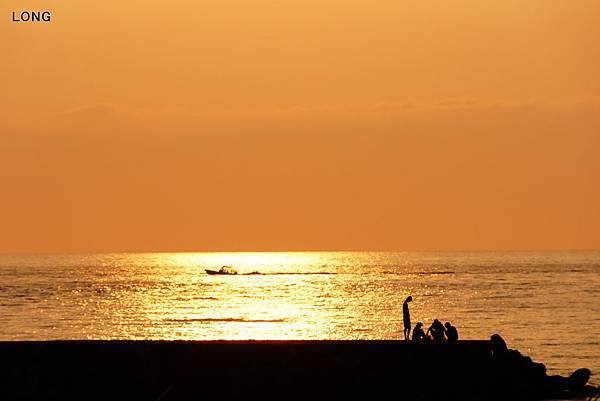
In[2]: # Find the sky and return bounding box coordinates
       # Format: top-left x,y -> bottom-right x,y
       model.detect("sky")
1,1 -> 599,252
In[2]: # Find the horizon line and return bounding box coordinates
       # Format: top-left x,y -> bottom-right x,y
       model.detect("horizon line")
1,248 -> 599,256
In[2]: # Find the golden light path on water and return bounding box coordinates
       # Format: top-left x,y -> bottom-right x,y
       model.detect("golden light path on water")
138,252 -> 352,340
107,251 -> 448,341
1,251 -> 599,375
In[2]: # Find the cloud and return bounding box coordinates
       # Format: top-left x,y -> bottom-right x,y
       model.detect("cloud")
3,97 -> 599,133
148,97 -> 600,119
54,103 -> 124,117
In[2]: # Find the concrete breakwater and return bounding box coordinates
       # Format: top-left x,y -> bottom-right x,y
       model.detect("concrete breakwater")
0,340 -> 594,401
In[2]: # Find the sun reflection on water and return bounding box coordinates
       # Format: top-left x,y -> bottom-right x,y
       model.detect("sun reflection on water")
140,252 -> 340,340
2,251 -> 599,375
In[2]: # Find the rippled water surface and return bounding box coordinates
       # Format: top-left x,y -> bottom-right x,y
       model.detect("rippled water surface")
0,251 -> 598,377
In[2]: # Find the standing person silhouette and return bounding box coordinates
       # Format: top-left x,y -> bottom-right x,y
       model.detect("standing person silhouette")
402,295 -> 413,341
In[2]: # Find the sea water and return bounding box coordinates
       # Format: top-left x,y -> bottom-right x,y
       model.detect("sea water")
0,251 -> 598,378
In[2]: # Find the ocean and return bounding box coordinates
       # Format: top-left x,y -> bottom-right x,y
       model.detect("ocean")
0,251 -> 598,379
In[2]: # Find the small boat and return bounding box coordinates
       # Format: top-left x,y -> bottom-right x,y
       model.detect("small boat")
205,266 -> 238,275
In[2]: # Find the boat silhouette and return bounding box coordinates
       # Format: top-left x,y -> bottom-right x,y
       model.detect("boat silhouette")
205,266 -> 238,275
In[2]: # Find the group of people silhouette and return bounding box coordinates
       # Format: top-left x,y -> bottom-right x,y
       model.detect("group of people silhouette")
402,295 -> 459,343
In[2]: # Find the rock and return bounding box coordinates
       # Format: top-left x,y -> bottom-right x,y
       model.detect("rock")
567,368 -> 591,391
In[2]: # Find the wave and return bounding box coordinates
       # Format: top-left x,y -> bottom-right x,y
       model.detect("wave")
382,271 -> 455,275
164,317 -> 286,323
239,272 -> 337,276
175,296 -> 219,301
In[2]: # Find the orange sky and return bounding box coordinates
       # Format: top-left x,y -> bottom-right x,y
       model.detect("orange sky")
1,1 -> 599,252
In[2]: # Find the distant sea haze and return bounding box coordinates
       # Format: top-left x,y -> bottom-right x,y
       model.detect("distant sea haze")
0,251 -> 598,376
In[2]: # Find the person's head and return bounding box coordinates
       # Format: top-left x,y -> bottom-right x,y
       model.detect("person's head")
415,322 -> 423,329
445,322 -> 451,329
406,296 -> 413,302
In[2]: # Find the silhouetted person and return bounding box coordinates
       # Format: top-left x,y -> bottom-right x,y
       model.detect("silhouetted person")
402,295 -> 413,341
412,322 -> 426,342
426,319 -> 446,342
444,322 -> 458,343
